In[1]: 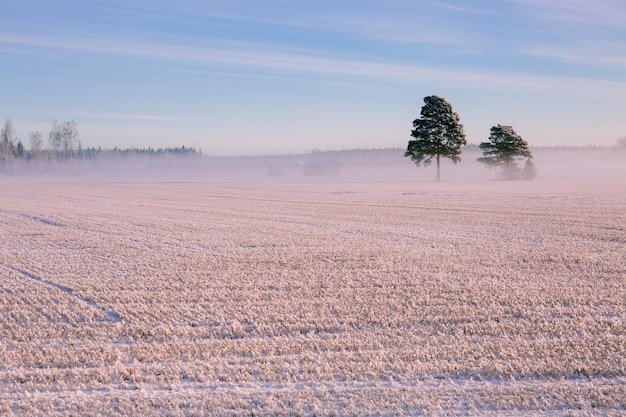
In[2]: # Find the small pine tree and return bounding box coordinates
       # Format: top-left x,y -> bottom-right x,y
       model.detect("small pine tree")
16,140 -> 24,158
78,140 -> 85,161
477,124 -> 535,180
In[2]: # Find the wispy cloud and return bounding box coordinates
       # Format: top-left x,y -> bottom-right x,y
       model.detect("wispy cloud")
505,0 -> 626,74
74,112 -> 205,123
508,0 -> 626,27
2,34 -> 626,99
525,45 -> 626,70
430,1 -> 493,14
83,0 -> 481,48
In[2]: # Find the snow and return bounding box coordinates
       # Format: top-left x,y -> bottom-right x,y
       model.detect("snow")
0,172 -> 624,415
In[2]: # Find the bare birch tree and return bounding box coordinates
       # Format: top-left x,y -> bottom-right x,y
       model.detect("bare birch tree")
29,131 -> 44,158
1,118 -> 15,163
61,120 -> 79,161
49,120 -> 62,157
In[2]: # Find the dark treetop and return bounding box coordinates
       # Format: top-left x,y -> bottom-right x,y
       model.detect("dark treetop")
404,95 -> 466,180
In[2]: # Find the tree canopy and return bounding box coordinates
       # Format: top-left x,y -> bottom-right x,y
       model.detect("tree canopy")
404,95 -> 466,181
477,124 -> 536,180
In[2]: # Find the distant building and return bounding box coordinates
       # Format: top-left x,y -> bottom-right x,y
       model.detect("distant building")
267,163 -> 285,176
302,157 -> 342,176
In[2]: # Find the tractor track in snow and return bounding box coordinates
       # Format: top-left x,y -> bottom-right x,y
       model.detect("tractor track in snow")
2,264 -> 122,324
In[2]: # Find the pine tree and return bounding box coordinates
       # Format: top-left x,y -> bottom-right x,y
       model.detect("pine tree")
404,95 -> 466,181
16,140 -> 24,158
477,124 -> 535,180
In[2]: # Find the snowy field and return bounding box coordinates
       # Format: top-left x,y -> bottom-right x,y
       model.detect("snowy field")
1,172 -> 625,415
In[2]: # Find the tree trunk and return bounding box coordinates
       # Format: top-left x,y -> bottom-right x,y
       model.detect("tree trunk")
436,155 -> 441,182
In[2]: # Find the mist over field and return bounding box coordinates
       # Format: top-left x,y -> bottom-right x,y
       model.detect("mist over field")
1,147 -> 625,415
3,0 -> 625,412
3,146 -> 625,182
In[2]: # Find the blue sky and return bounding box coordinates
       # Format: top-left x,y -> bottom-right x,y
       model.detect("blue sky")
1,1 -> 625,155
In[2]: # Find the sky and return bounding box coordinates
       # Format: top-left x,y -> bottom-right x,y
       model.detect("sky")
1,0 -> 625,156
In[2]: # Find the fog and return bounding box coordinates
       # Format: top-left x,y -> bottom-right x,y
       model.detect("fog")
2,146 -> 624,415
1,147 -> 624,183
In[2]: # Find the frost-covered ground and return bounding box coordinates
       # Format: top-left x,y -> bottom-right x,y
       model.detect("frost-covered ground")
1,176 -> 625,416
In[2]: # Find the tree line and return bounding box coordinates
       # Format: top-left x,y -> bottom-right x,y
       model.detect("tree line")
1,119 -> 82,163
405,95 -> 537,181
0,118 -> 201,170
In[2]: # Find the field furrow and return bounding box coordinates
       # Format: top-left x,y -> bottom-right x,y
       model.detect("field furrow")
1,179 -> 624,415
